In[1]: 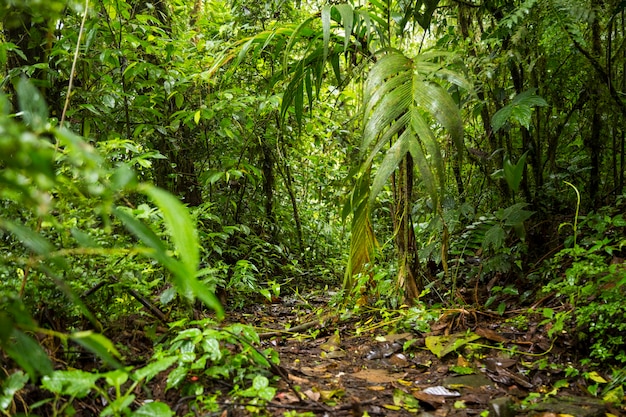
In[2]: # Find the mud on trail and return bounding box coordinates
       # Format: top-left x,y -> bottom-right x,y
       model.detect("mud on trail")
202,292 -> 625,417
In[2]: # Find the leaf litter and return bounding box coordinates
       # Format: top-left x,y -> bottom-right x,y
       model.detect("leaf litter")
224,290 -> 626,416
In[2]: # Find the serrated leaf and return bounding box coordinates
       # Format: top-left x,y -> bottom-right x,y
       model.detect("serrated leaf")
483,225 -> 505,251
492,89 -> 548,132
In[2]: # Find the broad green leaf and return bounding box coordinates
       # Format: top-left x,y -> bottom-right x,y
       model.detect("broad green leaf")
131,401 -> 174,417
483,225 -> 505,251
4,329 -> 53,380
492,89 -> 548,132
425,332 -> 480,358
70,228 -> 101,248
321,5 -> 331,62
134,356 -> 178,382
165,366 -> 188,391
113,207 -> 167,253
17,78 -> 48,131
71,331 -> 122,369
103,369 -> 129,388
369,130 -> 410,205
0,219 -> 56,259
503,151 -> 528,193
334,4 -> 355,54
41,370 -> 99,398
498,203 -> 535,226
140,184 -> 199,273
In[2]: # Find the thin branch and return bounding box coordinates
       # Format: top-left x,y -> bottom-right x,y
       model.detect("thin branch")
60,0 -> 89,129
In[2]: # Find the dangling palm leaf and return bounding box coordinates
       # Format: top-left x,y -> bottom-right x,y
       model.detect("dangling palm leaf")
347,50 -> 466,289
362,50 -> 465,206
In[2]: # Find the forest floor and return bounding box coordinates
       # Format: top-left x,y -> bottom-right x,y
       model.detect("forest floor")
158,289 -> 625,417
24,287 -> 625,417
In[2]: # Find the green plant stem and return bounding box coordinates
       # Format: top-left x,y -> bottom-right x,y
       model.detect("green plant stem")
563,181 -> 580,250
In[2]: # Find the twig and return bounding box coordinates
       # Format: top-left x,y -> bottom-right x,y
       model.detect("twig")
60,0 -> 90,129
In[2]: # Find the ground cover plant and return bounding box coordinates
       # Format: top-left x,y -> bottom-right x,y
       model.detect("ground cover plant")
1,0 -> 626,416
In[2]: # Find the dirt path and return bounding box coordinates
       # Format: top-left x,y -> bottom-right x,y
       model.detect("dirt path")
226,294 -> 624,416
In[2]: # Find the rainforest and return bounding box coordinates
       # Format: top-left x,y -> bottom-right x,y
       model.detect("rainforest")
1,0 -> 625,415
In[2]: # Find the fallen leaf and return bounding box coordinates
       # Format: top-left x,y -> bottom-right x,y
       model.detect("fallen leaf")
353,369 -> 406,384
475,327 -> 509,343
413,390 -> 446,406
320,332 -> 341,352
586,371 -> 607,383
425,332 -> 481,358
274,392 -> 301,404
287,374 -> 309,384
303,389 -> 320,401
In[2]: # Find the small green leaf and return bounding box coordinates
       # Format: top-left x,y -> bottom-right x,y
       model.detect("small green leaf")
165,366 -> 188,391
131,401 -> 174,417
41,370 -> 99,398
0,371 -> 29,410
103,369 -> 129,388
134,356 -> 177,382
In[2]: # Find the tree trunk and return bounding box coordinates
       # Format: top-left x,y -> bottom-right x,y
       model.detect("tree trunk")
392,155 -> 420,301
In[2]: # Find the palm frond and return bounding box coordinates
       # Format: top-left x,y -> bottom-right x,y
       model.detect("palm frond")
361,50 -> 464,208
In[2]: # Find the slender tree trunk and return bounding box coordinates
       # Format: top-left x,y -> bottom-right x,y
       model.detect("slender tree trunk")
392,155 -> 420,301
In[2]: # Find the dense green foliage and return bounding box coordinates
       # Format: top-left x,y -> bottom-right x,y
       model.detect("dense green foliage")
1,0 -> 625,414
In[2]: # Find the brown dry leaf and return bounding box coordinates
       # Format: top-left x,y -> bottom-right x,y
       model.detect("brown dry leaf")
353,368 -> 406,383
413,390 -> 446,406
274,392 -> 302,404
389,353 -> 409,367
303,389 -> 321,401
457,355 -> 471,367
475,327 -> 509,343
300,365 -> 332,378
322,350 -> 346,359
367,385 -> 387,391
287,374 -> 310,384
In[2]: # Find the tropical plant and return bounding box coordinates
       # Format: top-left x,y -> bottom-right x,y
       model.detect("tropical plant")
212,0 -> 469,302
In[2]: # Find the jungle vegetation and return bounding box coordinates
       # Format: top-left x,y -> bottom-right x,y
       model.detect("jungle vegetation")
1,0 -> 625,415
